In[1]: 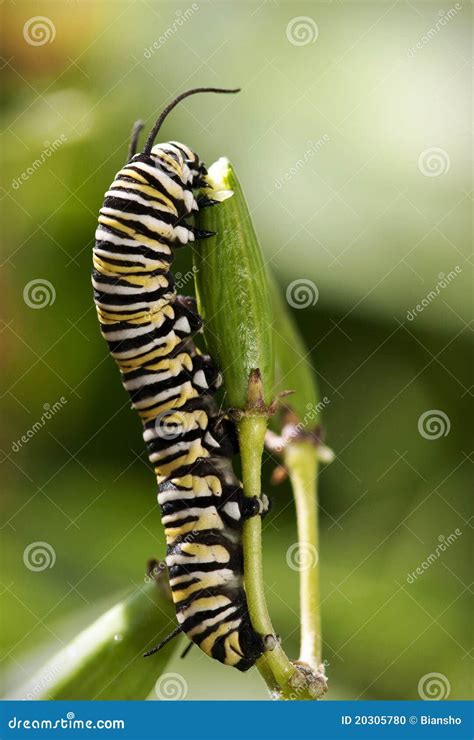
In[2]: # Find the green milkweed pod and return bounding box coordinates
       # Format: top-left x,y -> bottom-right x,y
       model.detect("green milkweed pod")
194,157 -> 274,412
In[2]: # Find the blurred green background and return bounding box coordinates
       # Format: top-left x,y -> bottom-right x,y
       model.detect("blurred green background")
1,1 -> 471,701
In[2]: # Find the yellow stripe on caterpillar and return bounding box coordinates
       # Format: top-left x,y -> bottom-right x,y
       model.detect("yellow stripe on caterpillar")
197,620 -> 242,655
170,570 -> 237,602
93,255 -> 170,275
117,166 -> 148,183
113,338 -> 182,368
152,446 -> 211,478
153,151 -> 182,177
179,595 -> 231,620
110,179 -> 177,214
179,542 -> 230,563
224,631 -> 246,665
98,215 -> 172,250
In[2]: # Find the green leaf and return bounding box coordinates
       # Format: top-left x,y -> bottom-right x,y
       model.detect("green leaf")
194,158 -> 274,409
268,270 -> 320,424
12,578 -> 178,700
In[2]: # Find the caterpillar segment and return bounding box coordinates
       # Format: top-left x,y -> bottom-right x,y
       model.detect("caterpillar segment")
92,88 -> 271,671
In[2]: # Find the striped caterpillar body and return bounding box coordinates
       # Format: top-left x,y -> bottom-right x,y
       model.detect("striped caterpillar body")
92,88 -> 269,671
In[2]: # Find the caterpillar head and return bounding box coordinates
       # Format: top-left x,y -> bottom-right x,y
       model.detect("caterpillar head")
150,141 -> 203,188
171,140 -> 209,190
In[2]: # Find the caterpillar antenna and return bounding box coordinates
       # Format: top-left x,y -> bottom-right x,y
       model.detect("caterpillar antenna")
180,641 -> 194,660
143,624 -> 182,658
143,87 -> 240,155
128,119 -> 145,161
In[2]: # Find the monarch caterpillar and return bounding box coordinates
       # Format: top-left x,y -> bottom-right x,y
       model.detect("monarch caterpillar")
92,87 -> 272,671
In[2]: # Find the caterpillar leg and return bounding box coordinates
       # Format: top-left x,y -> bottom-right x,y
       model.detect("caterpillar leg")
173,296 -> 203,336
190,227 -> 216,239
174,294 -> 198,315
191,354 -> 223,395
197,195 -> 220,209
263,633 -> 280,652
241,493 -> 271,519
205,415 -> 239,457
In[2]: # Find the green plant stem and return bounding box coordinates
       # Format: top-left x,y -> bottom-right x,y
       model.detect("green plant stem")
11,578 -> 178,700
239,413 -> 326,699
239,416 -> 272,634
238,414 -> 297,694
284,441 -> 321,669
